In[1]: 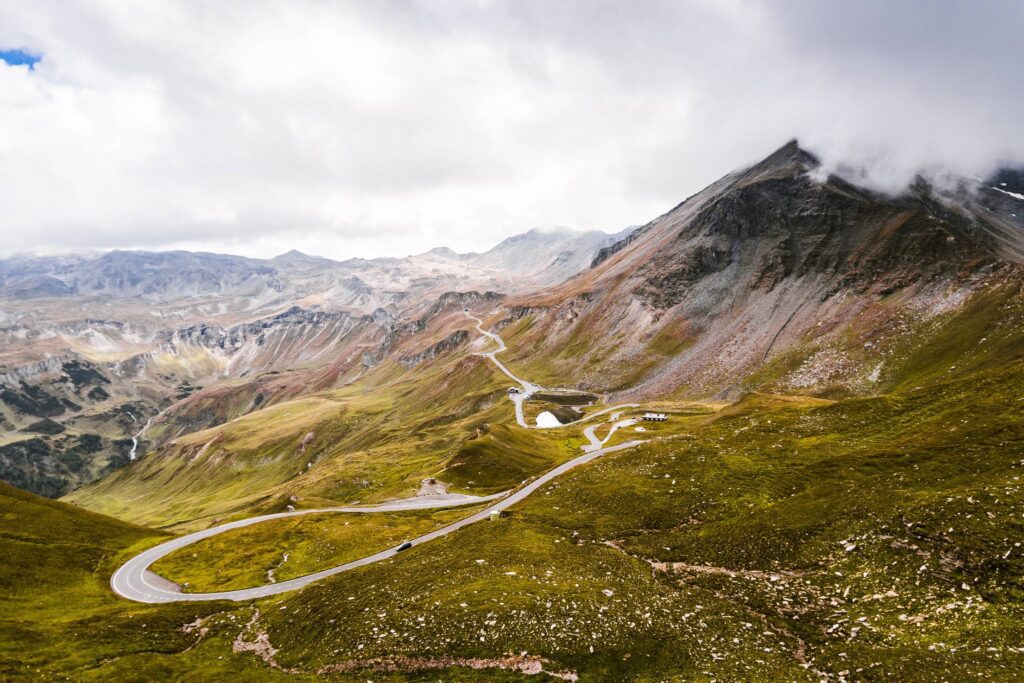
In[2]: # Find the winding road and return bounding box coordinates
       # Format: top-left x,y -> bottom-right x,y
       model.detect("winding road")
582,416 -> 639,452
112,312 -> 646,603
464,312 -> 638,429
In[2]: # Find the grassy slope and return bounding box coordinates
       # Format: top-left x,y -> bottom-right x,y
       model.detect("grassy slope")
213,286 -> 1024,680
66,352 -> 580,530
11,352 -> 1024,680
0,482 -> 313,681
9,281 -> 1022,680
152,506 -> 480,592
251,360 -> 1024,681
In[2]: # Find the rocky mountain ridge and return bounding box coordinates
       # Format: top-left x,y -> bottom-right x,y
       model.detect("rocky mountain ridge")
3,140 -> 1023,499
0,227 -> 628,302
500,140 -> 1024,398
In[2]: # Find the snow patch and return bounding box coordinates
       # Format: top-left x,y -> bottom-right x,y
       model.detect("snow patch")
535,411 -> 561,428
993,186 -> 1024,201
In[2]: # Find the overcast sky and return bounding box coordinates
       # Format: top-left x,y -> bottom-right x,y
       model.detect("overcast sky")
0,1 -> 1021,260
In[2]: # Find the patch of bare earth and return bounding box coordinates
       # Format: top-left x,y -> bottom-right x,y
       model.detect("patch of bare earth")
232,609 -> 578,680
318,654 -> 578,680
417,476 -> 448,496
232,610 -> 280,664
180,615 -> 212,653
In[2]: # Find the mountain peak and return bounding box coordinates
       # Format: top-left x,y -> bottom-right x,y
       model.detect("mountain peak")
273,249 -> 310,260
270,249 -> 338,267
423,246 -> 461,258
746,139 -> 818,176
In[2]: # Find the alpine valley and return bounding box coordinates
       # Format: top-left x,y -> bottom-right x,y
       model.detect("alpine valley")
3,141 -> 1024,681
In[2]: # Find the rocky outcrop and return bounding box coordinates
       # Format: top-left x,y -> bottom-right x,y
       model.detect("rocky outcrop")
398,330 -> 470,368
590,225 -> 645,269
630,143 -> 1010,310
421,291 -> 503,321
0,356 -> 67,387
495,304 -> 546,330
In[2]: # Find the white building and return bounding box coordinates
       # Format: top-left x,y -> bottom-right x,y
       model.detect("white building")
642,412 -> 668,421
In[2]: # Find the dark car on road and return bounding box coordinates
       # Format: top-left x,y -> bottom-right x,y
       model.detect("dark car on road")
396,541 -> 412,551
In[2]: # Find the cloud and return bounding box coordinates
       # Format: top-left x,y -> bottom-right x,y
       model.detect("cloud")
0,1 -> 1020,259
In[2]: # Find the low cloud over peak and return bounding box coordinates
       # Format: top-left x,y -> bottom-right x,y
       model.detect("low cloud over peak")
0,1 -> 1020,259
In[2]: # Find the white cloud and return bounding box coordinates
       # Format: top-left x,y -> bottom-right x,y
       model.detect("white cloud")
0,1 -> 1020,259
